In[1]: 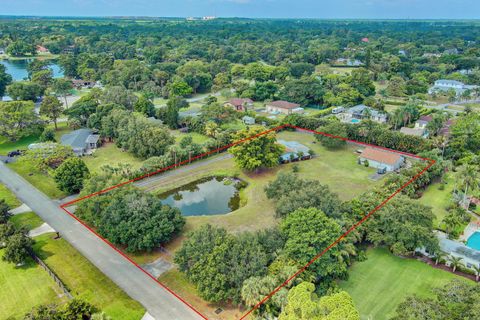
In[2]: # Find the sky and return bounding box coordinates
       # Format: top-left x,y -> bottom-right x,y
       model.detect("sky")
1,0 -> 480,19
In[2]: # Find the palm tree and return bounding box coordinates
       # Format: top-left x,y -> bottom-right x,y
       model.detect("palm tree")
458,164 -> 479,208
449,256 -> 464,273
204,121 -> 219,138
432,135 -> 448,157
472,265 -> 480,282
432,251 -> 446,265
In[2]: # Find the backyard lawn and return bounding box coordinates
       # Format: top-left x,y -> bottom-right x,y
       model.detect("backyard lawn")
339,248 -> 466,320
83,142 -> 144,173
33,233 -> 145,320
416,172 -> 456,228
0,250 -> 67,319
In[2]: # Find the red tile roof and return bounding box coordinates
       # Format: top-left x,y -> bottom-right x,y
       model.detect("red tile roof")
228,98 -> 253,107
360,147 -> 403,165
267,100 -> 301,109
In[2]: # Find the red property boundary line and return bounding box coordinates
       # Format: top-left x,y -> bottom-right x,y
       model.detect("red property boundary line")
59,124 -> 435,320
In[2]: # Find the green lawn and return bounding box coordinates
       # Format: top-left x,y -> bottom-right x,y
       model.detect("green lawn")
0,135 -> 38,156
8,160 -> 66,199
0,122 -> 72,156
10,212 -> 44,231
0,250 -> 66,319
170,130 -> 210,144
33,233 -> 145,320
416,172 -> 456,228
83,142 -> 144,174
339,248 -> 466,320
0,183 -> 21,207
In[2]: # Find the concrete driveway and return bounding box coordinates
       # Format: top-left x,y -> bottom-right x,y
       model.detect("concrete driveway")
0,161 -> 204,320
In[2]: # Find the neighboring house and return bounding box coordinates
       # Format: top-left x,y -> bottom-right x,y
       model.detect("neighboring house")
342,104 -> 388,124
418,232 -> 480,271
60,128 -> 101,156
71,79 -> 95,89
36,45 -> 49,53
415,116 -> 454,137
333,58 -> 364,67
224,98 -> 254,112
358,147 -> 404,172
422,53 -> 441,58
415,115 -> 432,130
278,140 -> 311,163
0,48 -> 5,55
266,101 -> 303,115
400,127 -> 427,138
361,37 -> 369,43
398,50 -> 407,56
444,48 -> 459,55
242,116 -> 255,125
428,79 -> 478,96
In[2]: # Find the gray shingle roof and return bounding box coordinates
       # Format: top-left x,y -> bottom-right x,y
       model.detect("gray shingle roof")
60,128 -> 92,150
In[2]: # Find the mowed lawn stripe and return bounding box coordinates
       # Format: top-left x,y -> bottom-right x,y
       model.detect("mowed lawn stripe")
0,251 -> 66,319
339,248 -> 466,320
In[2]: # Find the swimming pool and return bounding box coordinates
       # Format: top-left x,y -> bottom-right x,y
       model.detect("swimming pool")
466,232 -> 480,251
351,119 -> 361,124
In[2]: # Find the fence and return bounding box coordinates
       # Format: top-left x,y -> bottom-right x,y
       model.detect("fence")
31,253 -> 73,299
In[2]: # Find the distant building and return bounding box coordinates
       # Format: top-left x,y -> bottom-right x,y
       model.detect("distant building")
415,115 -> 453,137
398,50 -> 407,56
428,79 -> 478,96
444,48 -> 459,55
358,147 -> 404,172
342,104 -> 388,124
266,100 -> 303,115
202,16 -> 216,20
278,140 -> 311,163
60,128 -> 101,156
422,53 -> 441,58
0,48 -> 5,55
71,79 -> 95,89
224,98 -> 254,112
361,37 -> 370,43
333,58 -> 364,67
242,116 -> 255,125
36,45 -> 49,53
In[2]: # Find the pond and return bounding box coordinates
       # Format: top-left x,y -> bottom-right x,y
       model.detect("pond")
159,177 -> 245,216
0,59 -> 63,81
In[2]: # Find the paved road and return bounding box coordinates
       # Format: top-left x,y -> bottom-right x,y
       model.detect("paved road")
135,153 -> 233,191
0,162 -> 203,320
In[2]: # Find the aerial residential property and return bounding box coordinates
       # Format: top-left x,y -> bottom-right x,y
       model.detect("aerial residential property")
0,2 -> 479,320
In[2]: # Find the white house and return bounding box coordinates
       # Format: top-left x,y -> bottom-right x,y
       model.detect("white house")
428,79 -> 478,96
342,104 -> 388,124
266,101 -> 303,115
358,147 -> 404,172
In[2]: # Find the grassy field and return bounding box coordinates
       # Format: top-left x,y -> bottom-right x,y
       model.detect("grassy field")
33,233 -> 145,320
339,248 -> 465,320
0,183 -> 21,207
83,142 -> 144,173
416,172 -> 456,228
131,130 -> 379,264
10,212 -> 44,231
0,122 -> 72,156
0,250 -> 67,319
170,130 -> 210,144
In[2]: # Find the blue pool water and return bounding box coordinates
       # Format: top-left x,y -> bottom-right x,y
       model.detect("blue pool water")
351,119 -> 361,124
466,232 -> 480,251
